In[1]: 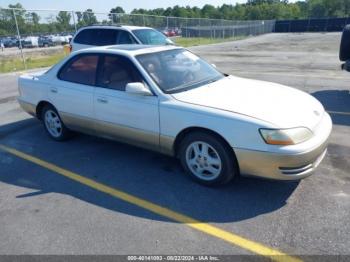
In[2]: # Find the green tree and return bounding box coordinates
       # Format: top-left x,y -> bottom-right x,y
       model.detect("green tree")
75,9 -> 97,27
172,5 -> 189,18
109,6 -> 125,23
308,0 -> 328,18
0,3 -> 25,35
202,4 -> 221,19
31,12 -> 40,25
83,9 -> 97,25
24,12 -> 40,34
56,11 -> 71,31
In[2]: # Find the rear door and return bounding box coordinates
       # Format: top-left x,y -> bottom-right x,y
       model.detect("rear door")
49,53 -> 99,134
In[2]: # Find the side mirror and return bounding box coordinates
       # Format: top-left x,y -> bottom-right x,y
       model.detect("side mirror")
126,82 -> 152,96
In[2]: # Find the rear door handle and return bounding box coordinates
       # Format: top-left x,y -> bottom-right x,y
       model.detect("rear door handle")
50,87 -> 58,93
97,97 -> 108,104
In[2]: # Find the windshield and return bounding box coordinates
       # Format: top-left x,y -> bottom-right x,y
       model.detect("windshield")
132,29 -> 172,45
137,49 -> 224,93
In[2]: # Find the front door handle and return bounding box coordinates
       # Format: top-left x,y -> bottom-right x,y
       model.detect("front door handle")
97,97 -> 108,104
50,87 -> 58,93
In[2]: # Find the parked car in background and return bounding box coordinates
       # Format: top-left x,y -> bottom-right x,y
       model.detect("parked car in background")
166,29 -> 176,37
21,36 -> 39,48
3,37 -> 18,48
38,36 -> 54,47
52,34 -> 72,45
70,25 -> 174,52
340,24 -> 350,71
175,28 -> 182,35
162,28 -> 181,37
17,45 -> 332,186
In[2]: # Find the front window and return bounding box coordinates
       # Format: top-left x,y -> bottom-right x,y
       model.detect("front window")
137,49 -> 224,93
132,29 -> 173,45
118,31 -> 137,44
97,55 -> 143,91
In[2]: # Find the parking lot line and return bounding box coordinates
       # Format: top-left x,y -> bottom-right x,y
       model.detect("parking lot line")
0,144 -> 301,262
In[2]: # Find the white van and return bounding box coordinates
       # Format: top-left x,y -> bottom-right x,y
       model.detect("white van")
21,36 -> 39,48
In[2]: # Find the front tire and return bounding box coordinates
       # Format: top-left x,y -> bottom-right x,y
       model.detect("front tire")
340,25 -> 350,61
179,132 -> 238,186
342,60 -> 350,72
41,104 -> 71,141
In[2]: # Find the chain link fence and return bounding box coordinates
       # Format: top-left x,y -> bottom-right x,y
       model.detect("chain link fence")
0,8 -> 275,72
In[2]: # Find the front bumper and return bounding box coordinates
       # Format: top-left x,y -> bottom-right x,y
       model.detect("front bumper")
234,113 -> 332,181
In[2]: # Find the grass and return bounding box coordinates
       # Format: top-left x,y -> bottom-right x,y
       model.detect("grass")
173,36 -> 246,47
0,36 -> 246,73
0,53 -> 66,73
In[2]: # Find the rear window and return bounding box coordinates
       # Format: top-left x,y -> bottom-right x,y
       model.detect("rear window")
74,29 -> 92,44
74,29 -> 118,46
97,55 -> 142,91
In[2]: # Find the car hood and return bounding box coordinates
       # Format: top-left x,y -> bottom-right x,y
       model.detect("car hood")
171,76 -> 325,129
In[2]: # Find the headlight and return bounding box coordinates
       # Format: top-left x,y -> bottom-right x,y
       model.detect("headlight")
259,127 -> 313,145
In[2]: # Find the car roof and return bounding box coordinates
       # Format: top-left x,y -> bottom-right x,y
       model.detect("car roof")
76,25 -> 152,32
75,44 -> 183,56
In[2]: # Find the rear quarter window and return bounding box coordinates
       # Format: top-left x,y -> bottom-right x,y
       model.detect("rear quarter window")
73,29 -> 92,44
58,54 -> 99,86
74,28 -> 118,46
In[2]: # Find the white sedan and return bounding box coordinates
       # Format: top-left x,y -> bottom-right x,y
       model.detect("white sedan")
18,45 -> 332,186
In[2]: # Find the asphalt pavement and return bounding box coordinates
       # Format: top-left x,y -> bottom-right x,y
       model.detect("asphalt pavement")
0,33 -> 349,258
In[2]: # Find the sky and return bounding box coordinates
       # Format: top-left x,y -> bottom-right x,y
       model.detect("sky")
0,0 -> 299,13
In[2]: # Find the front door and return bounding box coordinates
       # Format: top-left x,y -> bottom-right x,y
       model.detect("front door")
93,54 -> 160,150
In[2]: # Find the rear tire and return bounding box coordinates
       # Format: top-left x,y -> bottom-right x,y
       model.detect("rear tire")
340,25 -> 350,61
41,104 -> 71,141
179,131 -> 238,186
342,60 -> 350,72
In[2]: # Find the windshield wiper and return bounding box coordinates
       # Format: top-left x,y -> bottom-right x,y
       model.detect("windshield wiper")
166,77 -> 220,93
167,82 -> 198,93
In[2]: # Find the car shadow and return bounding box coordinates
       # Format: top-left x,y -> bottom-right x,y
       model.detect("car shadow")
0,118 -> 299,223
312,90 -> 350,126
